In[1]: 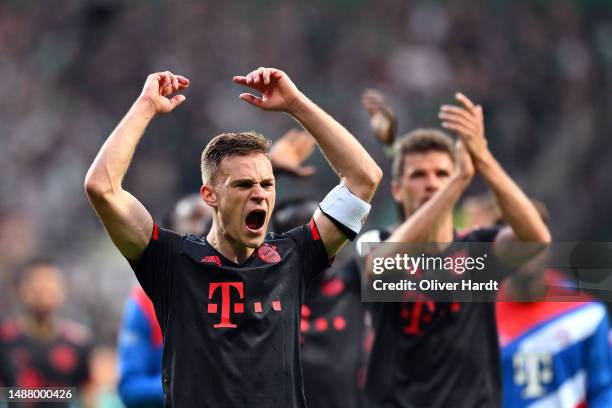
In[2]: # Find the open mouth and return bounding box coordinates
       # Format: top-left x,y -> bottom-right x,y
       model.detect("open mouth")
245,210 -> 266,232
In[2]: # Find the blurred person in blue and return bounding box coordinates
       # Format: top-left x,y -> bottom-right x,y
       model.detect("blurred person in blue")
496,205 -> 612,408
459,194 -> 612,407
497,263 -> 612,407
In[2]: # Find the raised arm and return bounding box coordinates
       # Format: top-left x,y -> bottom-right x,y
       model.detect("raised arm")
233,67 -> 382,255
84,71 -> 189,260
361,88 -> 397,148
269,128 -> 317,178
439,93 -> 551,245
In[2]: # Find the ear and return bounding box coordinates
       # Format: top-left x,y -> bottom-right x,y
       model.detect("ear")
200,184 -> 217,208
390,179 -> 402,204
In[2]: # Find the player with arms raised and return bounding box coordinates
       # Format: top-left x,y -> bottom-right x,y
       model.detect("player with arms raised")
84,68 -> 381,407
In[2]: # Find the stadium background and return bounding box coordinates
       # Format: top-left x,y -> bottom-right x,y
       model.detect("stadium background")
1,0 -> 612,404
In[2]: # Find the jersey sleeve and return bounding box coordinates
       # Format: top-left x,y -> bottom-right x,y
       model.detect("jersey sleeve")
286,219 -> 332,286
585,306 -> 612,407
117,297 -> 164,407
129,224 -> 183,320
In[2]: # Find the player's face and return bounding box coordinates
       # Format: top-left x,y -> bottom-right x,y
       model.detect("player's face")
392,151 -> 454,216
19,265 -> 65,317
213,153 -> 275,248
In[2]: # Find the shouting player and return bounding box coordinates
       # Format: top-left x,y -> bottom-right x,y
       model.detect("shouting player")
360,90 -> 550,407
116,128 -> 316,408
84,68 -> 381,407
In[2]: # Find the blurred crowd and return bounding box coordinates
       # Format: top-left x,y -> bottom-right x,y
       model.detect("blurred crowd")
1,0 -> 612,406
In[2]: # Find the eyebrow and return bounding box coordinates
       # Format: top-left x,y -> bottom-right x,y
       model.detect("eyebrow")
230,177 -> 275,186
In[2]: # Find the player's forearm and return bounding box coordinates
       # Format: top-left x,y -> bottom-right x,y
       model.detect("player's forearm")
477,153 -> 550,243
84,98 -> 157,200
289,96 -> 382,201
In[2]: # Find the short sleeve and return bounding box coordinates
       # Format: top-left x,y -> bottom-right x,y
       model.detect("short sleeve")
286,219 -> 332,286
129,224 -> 183,316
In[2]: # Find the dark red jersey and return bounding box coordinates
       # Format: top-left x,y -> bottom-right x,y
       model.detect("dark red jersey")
130,221 -> 330,407
0,318 -> 91,408
300,258 -> 369,408
365,228 -> 506,408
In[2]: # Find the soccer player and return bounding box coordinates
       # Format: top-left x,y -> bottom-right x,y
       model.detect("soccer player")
84,68 -> 382,407
117,128 -> 315,408
0,260 -> 92,408
360,90 -> 550,407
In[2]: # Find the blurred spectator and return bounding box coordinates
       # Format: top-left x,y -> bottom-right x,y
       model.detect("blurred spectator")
497,255 -> 612,407
0,260 -> 92,407
117,286 -> 163,408
496,202 -> 612,407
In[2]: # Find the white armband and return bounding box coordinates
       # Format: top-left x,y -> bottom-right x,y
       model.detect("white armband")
319,184 -> 371,238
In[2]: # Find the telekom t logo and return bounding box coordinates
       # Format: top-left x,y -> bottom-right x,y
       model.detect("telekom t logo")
207,282 -> 281,329
208,282 -> 244,329
513,352 -> 553,398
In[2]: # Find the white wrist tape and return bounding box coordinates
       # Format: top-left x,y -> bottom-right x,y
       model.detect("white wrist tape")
319,184 -> 371,237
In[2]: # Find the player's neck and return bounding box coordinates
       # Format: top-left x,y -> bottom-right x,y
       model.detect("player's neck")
19,313 -> 56,340
206,226 -> 255,264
